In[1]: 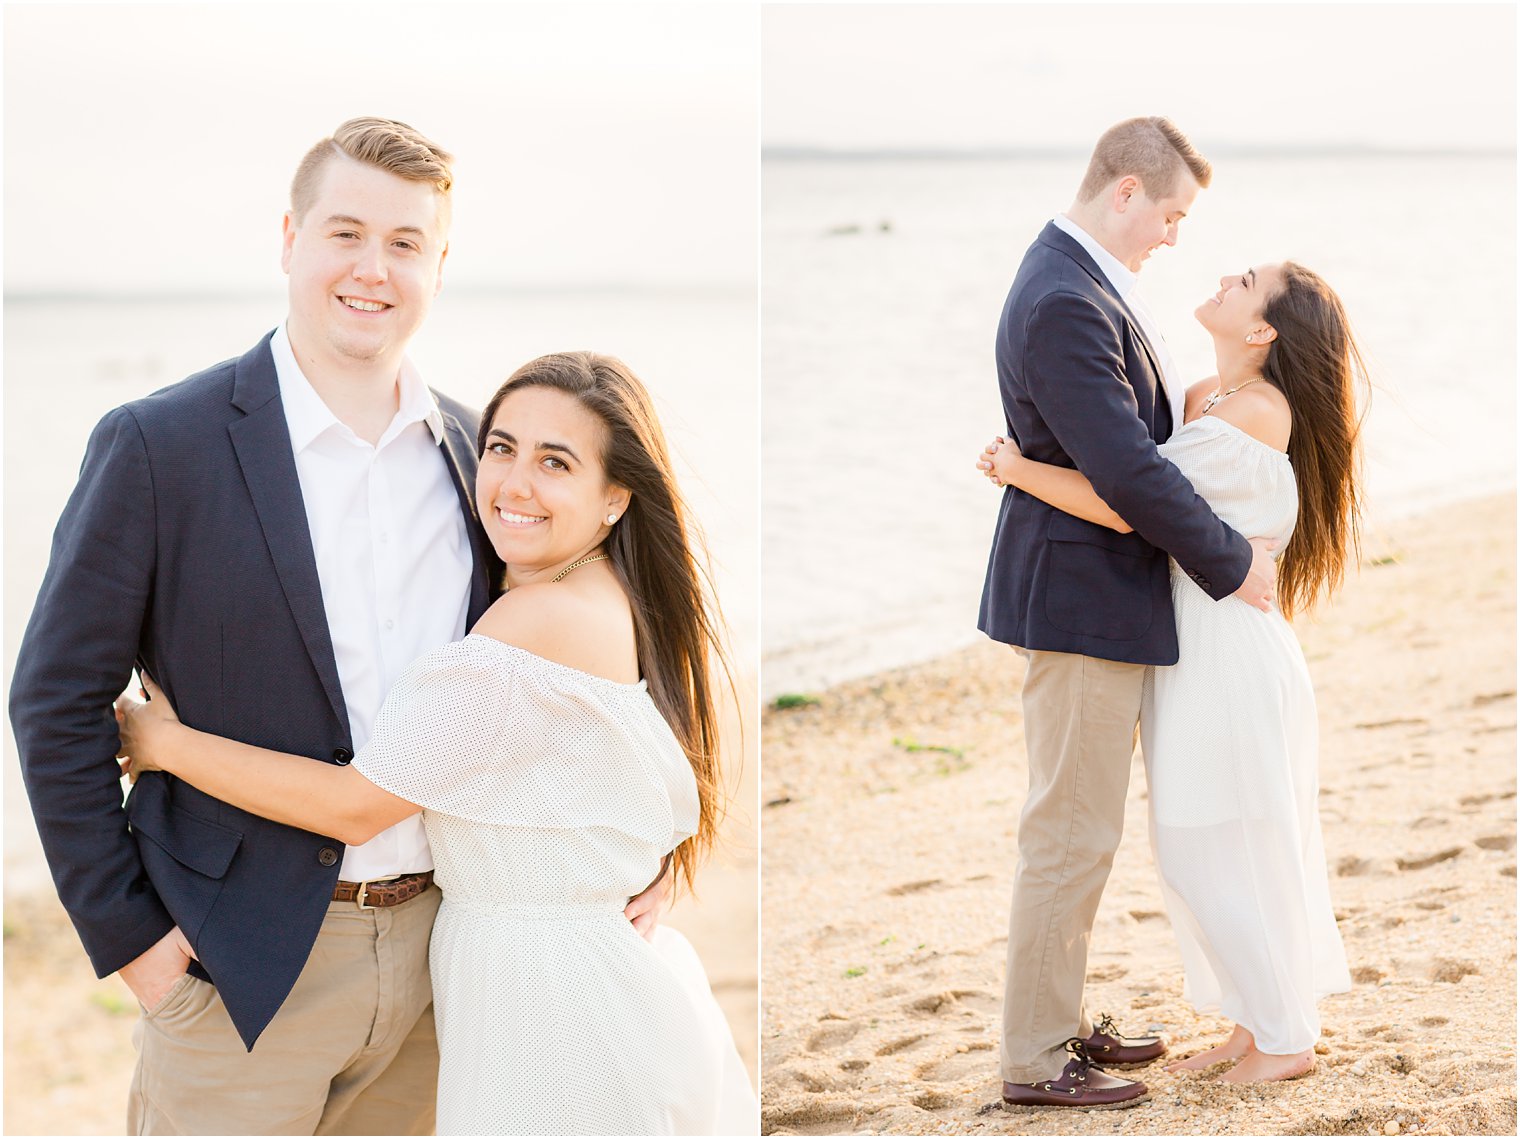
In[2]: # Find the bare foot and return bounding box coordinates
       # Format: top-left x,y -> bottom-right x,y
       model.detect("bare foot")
1220,1048 -> 1315,1083
1165,1024 -> 1255,1072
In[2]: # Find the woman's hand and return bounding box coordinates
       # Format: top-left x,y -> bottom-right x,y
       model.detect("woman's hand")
115,674 -> 182,782
975,435 -> 1027,488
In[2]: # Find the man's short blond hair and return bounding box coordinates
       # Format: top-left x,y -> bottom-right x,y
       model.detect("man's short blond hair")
290,116 -> 453,223
1076,117 -> 1212,204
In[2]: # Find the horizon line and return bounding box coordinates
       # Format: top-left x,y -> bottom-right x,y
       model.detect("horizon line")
763,143 -> 1517,161
4,281 -> 758,305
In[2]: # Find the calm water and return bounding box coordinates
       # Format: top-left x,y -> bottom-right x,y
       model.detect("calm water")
3,288 -> 758,884
762,154 -> 1516,697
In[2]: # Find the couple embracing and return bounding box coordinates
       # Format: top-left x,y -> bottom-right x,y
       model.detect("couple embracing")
978,117 -> 1364,1108
11,117 -> 757,1135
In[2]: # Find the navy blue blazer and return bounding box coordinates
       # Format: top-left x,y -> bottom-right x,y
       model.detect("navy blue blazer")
9,332 -> 501,1050
977,223 -> 1252,665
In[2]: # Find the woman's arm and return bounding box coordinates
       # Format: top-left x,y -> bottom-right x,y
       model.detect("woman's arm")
979,436 -> 1132,533
117,677 -> 418,846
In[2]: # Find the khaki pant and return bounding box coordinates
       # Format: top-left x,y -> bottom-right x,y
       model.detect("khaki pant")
1001,650 -> 1145,1083
128,887 -> 441,1135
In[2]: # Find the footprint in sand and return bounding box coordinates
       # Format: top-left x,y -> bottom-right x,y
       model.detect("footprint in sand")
761,1100 -> 856,1135
886,879 -> 944,897
774,1063 -> 859,1094
1350,965 -> 1385,983
1475,834 -> 1515,852
1419,1016 -> 1450,1027
875,1033 -> 929,1057
1429,958 -> 1480,983
1128,909 -> 1166,923
1336,855 -> 1381,877
806,1020 -> 861,1052
1410,815 -> 1449,829
914,1045 -> 995,1085
910,1090 -> 955,1111
1088,963 -> 1129,982
904,989 -> 998,1018
1472,690 -> 1515,706
1396,847 -> 1464,871
808,922 -> 871,951
1459,790 -> 1517,807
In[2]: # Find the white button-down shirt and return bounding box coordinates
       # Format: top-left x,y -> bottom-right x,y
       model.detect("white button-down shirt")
1051,214 -> 1186,430
271,324 -> 474,881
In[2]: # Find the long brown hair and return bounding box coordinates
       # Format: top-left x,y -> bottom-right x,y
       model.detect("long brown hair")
1261,262 -> 1369,619
478,352 -> 733,893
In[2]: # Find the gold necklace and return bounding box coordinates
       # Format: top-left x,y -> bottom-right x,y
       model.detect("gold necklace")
551,553 -> 610,583
1201,376 -> 1265,414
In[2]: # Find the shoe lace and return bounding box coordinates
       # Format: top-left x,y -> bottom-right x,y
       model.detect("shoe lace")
1062,1037 -> 1096,1075
1094,1013 -> 1118,1037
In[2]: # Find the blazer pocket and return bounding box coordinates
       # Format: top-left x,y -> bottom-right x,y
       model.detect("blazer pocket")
1044,513 -> 1156,641
128,786 -> 243,880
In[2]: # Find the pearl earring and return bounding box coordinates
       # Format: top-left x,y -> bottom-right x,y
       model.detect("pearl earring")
1245,333 -> 1254,343
606,513 -> 618,525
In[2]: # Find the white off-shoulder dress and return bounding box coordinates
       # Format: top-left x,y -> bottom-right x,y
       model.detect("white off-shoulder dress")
353,635 -> 758,1136
1141,416 -> 1352,1056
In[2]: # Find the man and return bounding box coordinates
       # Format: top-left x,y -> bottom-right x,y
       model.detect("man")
977,116 -> 1277,1110
10,117 -> 666,1134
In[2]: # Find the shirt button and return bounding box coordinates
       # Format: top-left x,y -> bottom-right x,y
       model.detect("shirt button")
332,747 -> 353,765
384,619 -> 395,630
317,847 -> 339,867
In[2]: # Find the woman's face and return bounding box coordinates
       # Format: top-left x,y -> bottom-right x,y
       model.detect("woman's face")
476,386 -> 627,569
1195,263 -> 1285,338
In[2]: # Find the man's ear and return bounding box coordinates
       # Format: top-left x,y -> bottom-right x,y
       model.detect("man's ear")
1112,175 -> 1140,212
434,243 -> 449,297
280,212 -> 297,274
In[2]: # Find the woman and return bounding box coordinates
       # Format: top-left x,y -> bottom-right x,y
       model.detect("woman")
979,262 -> 1364,1083
119,352 -> 758,1134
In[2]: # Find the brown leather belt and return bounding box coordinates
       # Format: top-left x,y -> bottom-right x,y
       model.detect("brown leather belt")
332,872 -> 434,909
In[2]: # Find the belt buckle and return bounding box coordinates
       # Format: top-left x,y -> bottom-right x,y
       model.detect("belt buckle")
355,880 -> 377,910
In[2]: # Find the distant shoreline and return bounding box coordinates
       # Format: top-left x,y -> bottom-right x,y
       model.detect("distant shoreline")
761,481 -> 1518,702
763,145 -> 1517,163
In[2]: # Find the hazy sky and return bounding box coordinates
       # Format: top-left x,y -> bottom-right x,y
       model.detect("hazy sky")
4,2 -> 758,293
763,3 -> 1516,152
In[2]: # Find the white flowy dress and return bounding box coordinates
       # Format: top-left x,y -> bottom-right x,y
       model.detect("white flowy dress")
352,634 -> 758,1136
1140,416 -> 1352,1056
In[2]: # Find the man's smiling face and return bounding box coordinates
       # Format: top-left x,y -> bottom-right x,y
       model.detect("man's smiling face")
281,155 -> 448,373
1113,176 -> 1199,273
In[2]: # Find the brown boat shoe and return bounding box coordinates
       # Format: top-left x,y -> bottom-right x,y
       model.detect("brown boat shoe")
1002,1038 -> 1151,1110
1080,1013 -> 1167,1067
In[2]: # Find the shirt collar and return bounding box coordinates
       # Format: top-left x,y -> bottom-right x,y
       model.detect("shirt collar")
271,323 -> 445,453
1052,213 -> 1137,299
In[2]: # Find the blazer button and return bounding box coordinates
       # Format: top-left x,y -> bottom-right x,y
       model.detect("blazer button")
332,747 -> 353,765
318,847 -> 339,867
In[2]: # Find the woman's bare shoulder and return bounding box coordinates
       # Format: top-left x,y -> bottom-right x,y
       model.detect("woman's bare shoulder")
1210,384 -> 1291,452
471,580 -> 639,683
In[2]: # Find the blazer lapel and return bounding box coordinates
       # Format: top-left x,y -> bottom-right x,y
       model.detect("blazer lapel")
227,336 -> 348,729
434,402 -> 501,626
1040,223 -> 1170,433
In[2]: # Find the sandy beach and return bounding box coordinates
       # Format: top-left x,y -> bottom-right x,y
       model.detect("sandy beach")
2,688 -> 758,1136
761,492 -> 1516,1136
